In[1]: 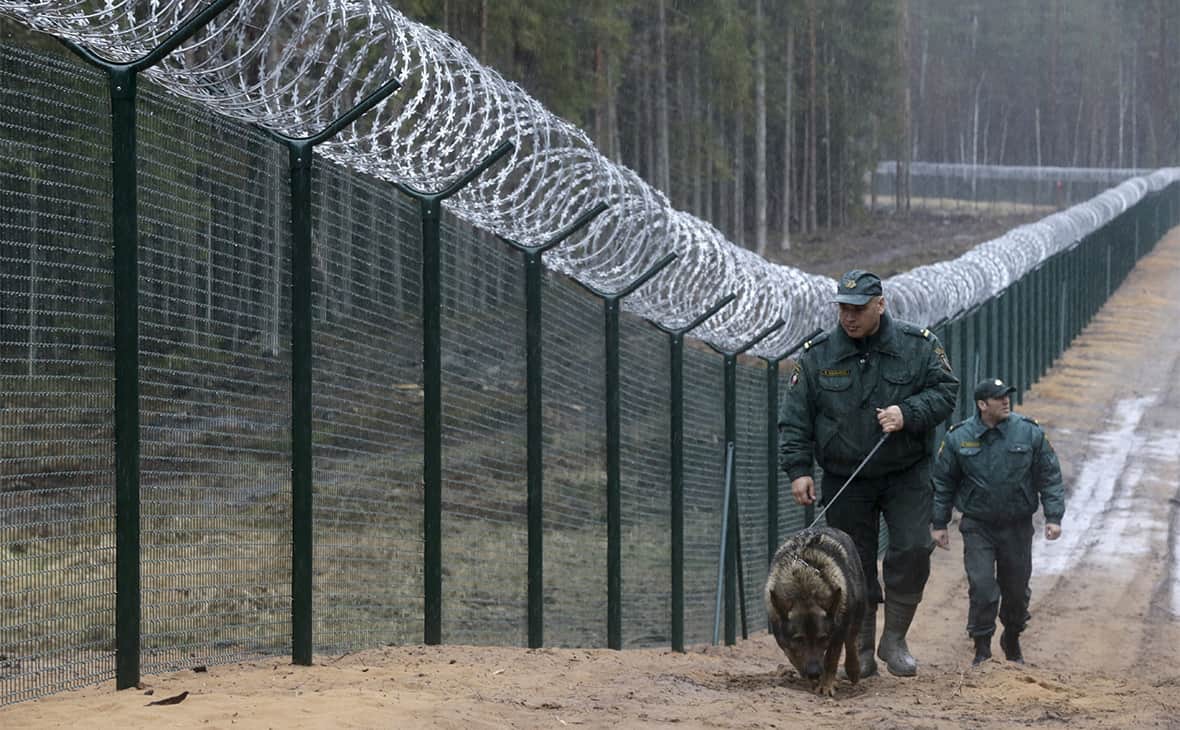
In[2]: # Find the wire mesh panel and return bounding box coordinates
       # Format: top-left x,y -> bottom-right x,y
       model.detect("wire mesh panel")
0,45 -> 115,704
540,273 -> 606,647
681,345 -> 725,646
439,224 -> 527,646
311,165 -> 423,652
618,314 -> 671,648
735,360 -> 769,632
137,85 -> 291,672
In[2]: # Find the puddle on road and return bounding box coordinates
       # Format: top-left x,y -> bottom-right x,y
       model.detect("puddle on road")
1032,395 -> 1165,577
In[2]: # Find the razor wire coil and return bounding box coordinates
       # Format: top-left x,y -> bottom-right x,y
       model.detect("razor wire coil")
3,0 -> 1179,357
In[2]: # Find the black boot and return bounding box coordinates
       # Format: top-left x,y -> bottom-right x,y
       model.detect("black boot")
877,599 -> 919,676
999,628 -> 1024,664
858,604 -> 878,678
971,635 -> 992,666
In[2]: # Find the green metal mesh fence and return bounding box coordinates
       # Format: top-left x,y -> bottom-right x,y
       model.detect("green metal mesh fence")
2,31 -> 1177,707
735,360 -> 769,632
619,316 -> 671,648
540,273 -> 607,648
680,345 -> 725,645
136,83 -> 293,674
439,226 -> 527,646
0,45 -> 116,703
310,163 -> 423,653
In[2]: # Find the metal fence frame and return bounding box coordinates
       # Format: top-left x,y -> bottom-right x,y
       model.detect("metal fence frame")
1,30 -> 1178,704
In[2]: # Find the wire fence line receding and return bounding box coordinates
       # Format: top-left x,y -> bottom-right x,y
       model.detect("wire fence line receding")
4,2 -> 1179,351
1,2 -> 1180,707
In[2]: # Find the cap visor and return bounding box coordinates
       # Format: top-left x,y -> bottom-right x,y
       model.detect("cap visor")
833,294 -> 874,305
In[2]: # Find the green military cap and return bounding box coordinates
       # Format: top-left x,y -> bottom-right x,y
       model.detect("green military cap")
832,269 -> 883,305
974,377 -> 1015,400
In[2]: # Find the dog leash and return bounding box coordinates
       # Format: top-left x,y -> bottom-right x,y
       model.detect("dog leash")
807,432 -> 890,529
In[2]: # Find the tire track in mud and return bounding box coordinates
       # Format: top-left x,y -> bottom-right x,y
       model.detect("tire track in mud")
996,227 -> 1180,675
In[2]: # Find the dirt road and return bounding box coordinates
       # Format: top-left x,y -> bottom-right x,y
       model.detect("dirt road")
5,228 -> 1180,728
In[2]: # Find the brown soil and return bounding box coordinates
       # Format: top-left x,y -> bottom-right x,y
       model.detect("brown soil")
4,217 -> 1179,729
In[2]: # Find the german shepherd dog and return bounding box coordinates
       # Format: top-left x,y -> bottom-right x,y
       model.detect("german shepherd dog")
764,526 -> 867,697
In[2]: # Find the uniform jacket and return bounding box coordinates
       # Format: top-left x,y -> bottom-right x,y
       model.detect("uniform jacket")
778,312 -> 960,480
931,412 -> 1066,528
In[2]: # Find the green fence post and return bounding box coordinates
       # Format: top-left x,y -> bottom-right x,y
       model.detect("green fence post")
576,253 -> 678,649
395,141 -> 515,645
651,294 -> 736,652
499,202 -> 609,649
58,0 -> 237,691
267,77 -> 401,667
712,442 -> 736,646
709,319 -> 784,645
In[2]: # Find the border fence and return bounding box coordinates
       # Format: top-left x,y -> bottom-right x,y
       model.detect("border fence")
2,7 -> 1180,707
870,161 -> 1156,215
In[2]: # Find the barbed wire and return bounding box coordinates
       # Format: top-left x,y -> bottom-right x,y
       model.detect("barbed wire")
3,0 -> 1177,357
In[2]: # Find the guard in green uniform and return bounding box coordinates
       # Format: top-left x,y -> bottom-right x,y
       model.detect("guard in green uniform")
931,377 -> 1066,666
779,269 -> 960,678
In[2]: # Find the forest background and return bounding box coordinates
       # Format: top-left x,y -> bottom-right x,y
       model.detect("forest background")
399,0 -> 1180,262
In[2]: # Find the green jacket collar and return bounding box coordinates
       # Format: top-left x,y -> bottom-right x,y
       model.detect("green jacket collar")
961,413 -> 1012,440
828,312 -> 903,361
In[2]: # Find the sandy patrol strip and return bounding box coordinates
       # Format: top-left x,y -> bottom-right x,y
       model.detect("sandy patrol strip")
4,228 -> 1180,729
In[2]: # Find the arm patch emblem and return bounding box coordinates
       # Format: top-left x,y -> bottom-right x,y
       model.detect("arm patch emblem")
934,346 -> 952,373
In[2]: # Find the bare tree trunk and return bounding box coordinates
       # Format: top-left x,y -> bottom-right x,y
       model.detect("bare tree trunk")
655,0 -> 671,193
674,47 -> 687,208
704,97 -> 714,224
780,27 -> 793,251
915,21 -> 928,161
479,0 -> 487,59
897,0 -> 912,215
1117,52 -> 1126,167
594,43 -> 607,150
692,52 -> 704,216
823,58 -> 832,230
806,0 -> 818,234
734,111 -> 745,246
1131,40 -> 1138,167
754,0 -> 768,255
997,106 -> 1010,164
1048,0 -> 1062,163
1071,94 -> 1084,166
1035,106 -> 1042,166
606,53 -> 620,162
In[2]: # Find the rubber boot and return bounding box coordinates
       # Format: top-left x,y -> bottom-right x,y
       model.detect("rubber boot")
877,599 -> 919,676
999,628 -> 1024,664
971,635 -> 992,666
857,604 -> 879,678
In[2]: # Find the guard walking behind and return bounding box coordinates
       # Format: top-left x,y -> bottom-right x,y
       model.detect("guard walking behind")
931,377 -> 1066,666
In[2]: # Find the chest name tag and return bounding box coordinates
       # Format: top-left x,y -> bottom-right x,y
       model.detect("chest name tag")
960,441 -> 981,448
820,369 -> 850,377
